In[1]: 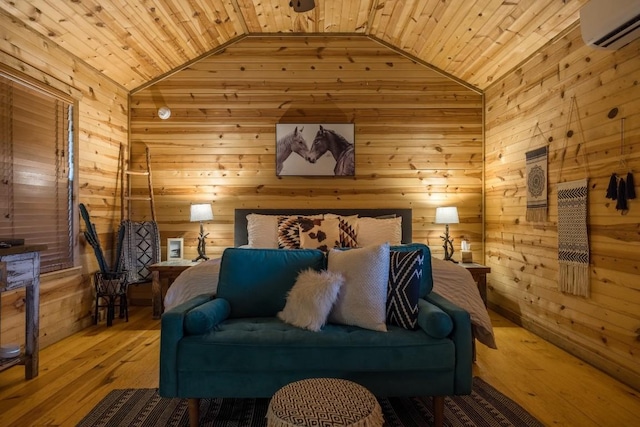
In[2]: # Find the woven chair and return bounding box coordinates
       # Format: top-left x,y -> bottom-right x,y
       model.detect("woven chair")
94,271 -> 128,327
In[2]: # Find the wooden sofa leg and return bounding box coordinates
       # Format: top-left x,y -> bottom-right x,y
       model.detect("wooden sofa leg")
433,396 -> 444,427
188,398 -> 200,427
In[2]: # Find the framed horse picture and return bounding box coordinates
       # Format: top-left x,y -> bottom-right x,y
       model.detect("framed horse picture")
276,123 -> 355,176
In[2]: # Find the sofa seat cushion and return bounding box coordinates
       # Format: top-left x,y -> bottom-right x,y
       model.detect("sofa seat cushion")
177,318 -> 455,373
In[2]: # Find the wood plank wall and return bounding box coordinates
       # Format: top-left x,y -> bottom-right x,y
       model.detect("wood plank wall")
129,36 -> 484,265
484,26 -> 640,389
0,10 -> 128,347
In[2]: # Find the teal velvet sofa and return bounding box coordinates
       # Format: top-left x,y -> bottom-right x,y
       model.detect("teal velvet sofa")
160,244 -> 473,427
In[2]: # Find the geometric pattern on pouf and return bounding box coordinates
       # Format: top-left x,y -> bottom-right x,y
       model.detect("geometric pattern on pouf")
267,378 -> 384,427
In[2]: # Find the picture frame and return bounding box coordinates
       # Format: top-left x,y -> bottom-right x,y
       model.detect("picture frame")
167,238 -> 184,260
276,123 -> 355,176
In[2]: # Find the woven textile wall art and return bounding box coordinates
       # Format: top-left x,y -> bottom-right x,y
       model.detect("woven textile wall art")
557,179 -> 590,297
526,146 -> 548,221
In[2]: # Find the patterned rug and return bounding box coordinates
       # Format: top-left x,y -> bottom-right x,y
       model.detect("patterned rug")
77,377 -> 543,427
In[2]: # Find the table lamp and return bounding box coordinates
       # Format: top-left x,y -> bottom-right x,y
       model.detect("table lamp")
434,206 -> 459,262
190,203 -> 213,262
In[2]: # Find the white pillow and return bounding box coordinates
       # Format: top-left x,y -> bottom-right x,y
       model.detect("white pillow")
327,243 -> 390,332
246,214 -> 278,248
356,216 -> 402,246
278,269 -> 345,332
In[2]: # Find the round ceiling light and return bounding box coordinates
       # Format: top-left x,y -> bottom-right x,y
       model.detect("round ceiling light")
158,106 -> 171,120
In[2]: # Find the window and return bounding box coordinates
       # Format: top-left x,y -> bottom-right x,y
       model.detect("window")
0,73 -> 75,273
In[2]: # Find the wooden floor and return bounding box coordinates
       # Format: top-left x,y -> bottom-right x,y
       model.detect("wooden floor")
1,307 -> 639,426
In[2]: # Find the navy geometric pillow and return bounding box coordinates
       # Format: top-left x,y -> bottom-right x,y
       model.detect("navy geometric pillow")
386,249 -> 423,329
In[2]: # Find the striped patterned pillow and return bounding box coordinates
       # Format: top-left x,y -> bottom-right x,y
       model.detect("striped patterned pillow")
386,249 -> 423,330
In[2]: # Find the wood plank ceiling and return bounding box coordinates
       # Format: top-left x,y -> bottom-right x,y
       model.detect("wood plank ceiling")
0,0 -> 587,91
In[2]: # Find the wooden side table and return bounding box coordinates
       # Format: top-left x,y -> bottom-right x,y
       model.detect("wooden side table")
459,262 -> 491,306
0,244 -> 47,380
149,260 -> 198,319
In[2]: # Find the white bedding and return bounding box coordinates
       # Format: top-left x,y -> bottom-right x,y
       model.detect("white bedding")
163,255 -> 496,349
163,258 -> 221,311
430,257 -> 497,349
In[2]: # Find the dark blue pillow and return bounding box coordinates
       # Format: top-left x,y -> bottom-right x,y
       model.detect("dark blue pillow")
386,249 -> 423,329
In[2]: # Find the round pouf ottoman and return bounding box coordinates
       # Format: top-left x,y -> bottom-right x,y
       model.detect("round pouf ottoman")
266,378 -> 384,427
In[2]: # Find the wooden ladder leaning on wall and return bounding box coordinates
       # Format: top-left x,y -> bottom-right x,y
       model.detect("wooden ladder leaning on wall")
121,145 -> 156,222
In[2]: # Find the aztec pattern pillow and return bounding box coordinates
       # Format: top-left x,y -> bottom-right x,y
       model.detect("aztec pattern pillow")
277,215 -> 322,249
386,249 -> 423,329
298,218 -> 341,252
324,213 -> 359,247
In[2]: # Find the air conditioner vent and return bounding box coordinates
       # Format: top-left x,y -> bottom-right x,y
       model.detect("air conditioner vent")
581,0 -> 640,50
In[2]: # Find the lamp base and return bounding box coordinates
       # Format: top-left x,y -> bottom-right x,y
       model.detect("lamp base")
441,224 -> 456,262
193,223 -> 209,262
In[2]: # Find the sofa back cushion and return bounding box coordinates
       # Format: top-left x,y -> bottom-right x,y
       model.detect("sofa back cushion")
390,243 -> 434,297
217,248 -> 326,318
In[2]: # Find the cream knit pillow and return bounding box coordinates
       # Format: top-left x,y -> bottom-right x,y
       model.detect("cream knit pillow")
327,243 -> 390,332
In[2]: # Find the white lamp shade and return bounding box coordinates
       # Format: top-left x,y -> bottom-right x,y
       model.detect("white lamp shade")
190,203 -> 213,222
434,206 -> 459,224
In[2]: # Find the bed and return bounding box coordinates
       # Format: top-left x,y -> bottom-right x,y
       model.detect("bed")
164,208 -> 496,349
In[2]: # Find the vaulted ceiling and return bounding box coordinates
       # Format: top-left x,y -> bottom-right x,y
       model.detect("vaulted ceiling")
1,0 -> 587,92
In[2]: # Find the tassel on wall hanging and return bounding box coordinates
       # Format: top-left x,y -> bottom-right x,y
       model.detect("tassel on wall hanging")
627,172 -> 636,199
607,117 -> 635,213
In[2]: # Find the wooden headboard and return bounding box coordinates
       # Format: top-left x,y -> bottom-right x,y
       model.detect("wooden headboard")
234,208 -> 412,247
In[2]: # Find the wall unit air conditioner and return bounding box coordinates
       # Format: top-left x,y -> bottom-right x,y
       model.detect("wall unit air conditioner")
580,0 -> 640,49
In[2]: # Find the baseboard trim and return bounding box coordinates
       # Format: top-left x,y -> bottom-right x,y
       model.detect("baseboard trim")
488,303 -> 640,392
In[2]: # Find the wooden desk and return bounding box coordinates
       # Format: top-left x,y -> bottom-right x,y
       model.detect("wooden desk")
149,260 -> 198,319
0,244 -> 47,379
459,262 -> 491,306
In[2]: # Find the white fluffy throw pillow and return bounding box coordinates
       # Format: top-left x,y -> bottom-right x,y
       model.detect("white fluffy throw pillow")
278,269 -> 345,332
328,243 -> 390,332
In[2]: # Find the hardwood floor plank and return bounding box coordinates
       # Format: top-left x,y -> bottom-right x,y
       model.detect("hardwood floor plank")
1,307 -> 638,426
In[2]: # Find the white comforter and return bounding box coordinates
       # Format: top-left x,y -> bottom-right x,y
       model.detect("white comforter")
164,256 -> 496,349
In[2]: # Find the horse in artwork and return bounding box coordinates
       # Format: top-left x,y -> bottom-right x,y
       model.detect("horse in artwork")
276,126 -> 309,175
306,125 -> 355,176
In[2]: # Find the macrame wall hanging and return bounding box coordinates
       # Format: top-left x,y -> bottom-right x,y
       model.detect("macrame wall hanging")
525,124 -> 548,222
557,96 -> 590,298
605,116 -> 636,212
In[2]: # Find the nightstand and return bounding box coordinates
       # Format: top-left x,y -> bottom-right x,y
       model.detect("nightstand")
149,260 -> 198,319
459,262 -> 491,306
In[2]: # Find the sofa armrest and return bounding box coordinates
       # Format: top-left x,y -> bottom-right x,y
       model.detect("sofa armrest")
160,294 -> 213,397
423,292 -> 473,394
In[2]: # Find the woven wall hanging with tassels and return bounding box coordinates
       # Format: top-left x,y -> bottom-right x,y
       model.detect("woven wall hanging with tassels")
605,117 -> 636,212
557,96 -> 590,298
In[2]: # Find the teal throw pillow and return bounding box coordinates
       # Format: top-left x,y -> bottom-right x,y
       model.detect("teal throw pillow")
417,298 -> 453,338
184,298 -> 231,335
